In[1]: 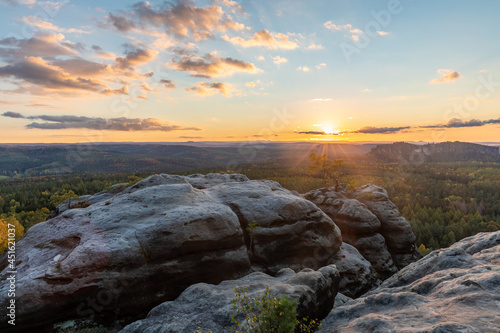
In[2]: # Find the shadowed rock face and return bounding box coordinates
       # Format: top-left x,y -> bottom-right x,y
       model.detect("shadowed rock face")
354,184 -> 421,268
0,173 -> 342,332
318,231 -> 500,333
304,184 -> 420,278
120,265 -> 340,333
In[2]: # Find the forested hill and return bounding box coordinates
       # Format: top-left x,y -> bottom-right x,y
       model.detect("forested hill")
0,141 -> 499,179
368,142 -> 500,162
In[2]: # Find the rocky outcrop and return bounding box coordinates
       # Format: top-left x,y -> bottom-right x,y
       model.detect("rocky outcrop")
354,184 -> 421,268
328,243 -> 378,298
318,231 -> 500,333
304,184 -> 420,278
120,265 -> 340,333
0,173 -> 341,332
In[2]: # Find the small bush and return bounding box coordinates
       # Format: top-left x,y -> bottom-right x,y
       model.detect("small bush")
70,200 -> 92,209
230,286 -> 320,333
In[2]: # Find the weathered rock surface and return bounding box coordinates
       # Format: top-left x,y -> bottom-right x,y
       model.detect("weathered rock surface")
120,265 -> 340,333
304,184 -> 420,277
319,231 -> 500,333
0,174 -> 341,332
328,243 -> 379,298
354,184 -> 421,268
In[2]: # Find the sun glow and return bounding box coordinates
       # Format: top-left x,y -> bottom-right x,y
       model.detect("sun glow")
322,125 -> 336,135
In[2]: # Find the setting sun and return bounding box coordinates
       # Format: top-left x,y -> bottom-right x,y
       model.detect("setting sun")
322,125 -> 337,135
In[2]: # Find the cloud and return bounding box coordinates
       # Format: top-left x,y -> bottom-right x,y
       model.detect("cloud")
0,34 -> 149,96
297,66 -> 310,72
1,112 -> 201,131
256,55 -> 265,61
2,111 -> 24,118
22,15 -> 89,34
185,82 -> 237,97
245,81 -> 256,87
160,79 -> 176,90
421,117 -> 500,128
324,21 -> 352,31
324,21 -> 363,41
0,33 -> 78,61
324,21 -> 388,41
114,48 -> 159,70
353,126 -> 411,134
272,56 -> 288,66
169,53 -> 259,78
311,98 -> 331,102
108,12 -> 136,32
213,0 -> 244,13
296,130 -> 328,135
307,43 -> 324,50
222,30 -> 298,49
315,63 -> 327,70
0,56 -> 108,93
430,69 -> 463,84
107,1 -> 245,41
361,88 -> 372,93
179,136 -> 204,139
91,45 -> 116,59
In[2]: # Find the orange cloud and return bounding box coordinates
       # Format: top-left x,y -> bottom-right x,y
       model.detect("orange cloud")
107,1 -> 245,41
185,82 -> 237,97
169,53 -> 259,78
430,69 -> 463,84
222,30 -> 298,49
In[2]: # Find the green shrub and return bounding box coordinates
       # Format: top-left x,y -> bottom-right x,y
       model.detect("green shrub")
230,286 -> 320,333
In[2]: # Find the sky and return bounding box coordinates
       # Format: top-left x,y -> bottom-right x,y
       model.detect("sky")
0,0 -> 499,143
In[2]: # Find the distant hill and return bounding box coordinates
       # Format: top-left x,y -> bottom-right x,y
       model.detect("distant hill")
0,142 -> 376,178
368,142 -> 500,162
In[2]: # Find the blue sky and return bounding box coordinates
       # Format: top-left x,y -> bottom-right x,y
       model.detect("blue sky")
0,0 -> 499,143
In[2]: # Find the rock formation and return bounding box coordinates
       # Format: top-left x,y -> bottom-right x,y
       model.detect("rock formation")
120,265 -> 340,333
0,174 -> 342,332
318,231 -> 500,333
304,184 -> 421,278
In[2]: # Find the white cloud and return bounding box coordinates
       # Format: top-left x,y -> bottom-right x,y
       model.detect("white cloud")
307,42 -> 324,50
272,56 -> 288,66
297,66 -> 310,72
324,21 -> 352,31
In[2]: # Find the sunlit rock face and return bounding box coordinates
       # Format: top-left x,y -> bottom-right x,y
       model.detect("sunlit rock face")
304,184 -> 421,279
120,265 -> 341,333
318,231 -> 500,333
0,173 -> 342,332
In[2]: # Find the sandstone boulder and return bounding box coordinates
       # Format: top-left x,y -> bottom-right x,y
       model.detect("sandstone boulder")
328,243 -> 379,298
304,187 -> 399,278
318,231 -> 500,333
354,184 -> 421,268
120,265 -> 340,333
0,174 -> 341,332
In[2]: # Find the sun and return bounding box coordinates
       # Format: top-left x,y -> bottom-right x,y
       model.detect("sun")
322,125 -> 336,135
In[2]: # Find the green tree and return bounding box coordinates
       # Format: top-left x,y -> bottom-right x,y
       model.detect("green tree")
308,153 -> 346,190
